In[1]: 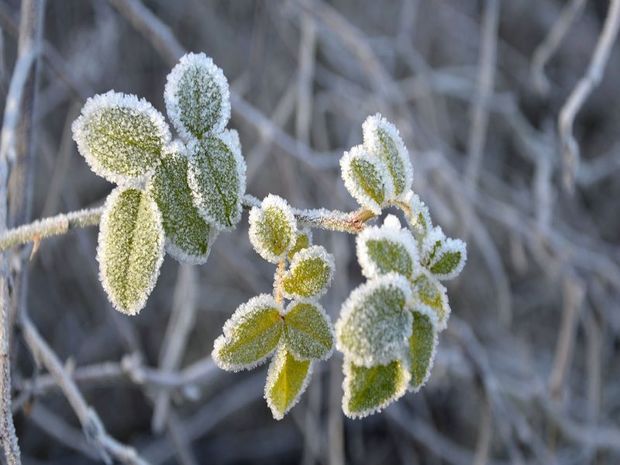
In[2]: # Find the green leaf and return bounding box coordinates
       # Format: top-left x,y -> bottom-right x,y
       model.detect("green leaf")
362,113 -> 412,198
407,308 -> 438,391
281,246 -> 334,300
212,294 -> 284,371
288,229 -> 312,260
72,91 -> 170,184
97,187 -> 165,315
187,130 -> 246,230
265,347 -> 312,420
356,215 -> 419,279
342,359 -> 410,419
248,195 -> 297,263
401,191 -> 432,237
411,272 -> 450,331
335,274 -> 413,366
284,301 -> 334,360
428,239 -> 467,280
147,142 -> 216,264
165,52 -> 231,141
340,145 -> 393,214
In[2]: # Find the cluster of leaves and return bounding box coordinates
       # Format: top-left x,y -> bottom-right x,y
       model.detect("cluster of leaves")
336,114 -> 467,418
212,195 -> 336,419
72,53 -> 245,315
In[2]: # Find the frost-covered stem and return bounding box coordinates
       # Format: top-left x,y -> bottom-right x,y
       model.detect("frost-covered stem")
20,312 -> 150,465
0,206 -> 103,252
274,260 -> 286,305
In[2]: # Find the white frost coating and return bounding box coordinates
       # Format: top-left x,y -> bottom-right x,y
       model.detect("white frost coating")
341,358 -> 410,419
428,237 -> 468,280
96,186 -> 165,316
411,269 -> 450,331
72,90 -> 171,185
340,145 -> 393,214
248,194 -> 297,263
362,113 -> 413,198
165,227 -> 219,265
283,300 -> 335,361
335,273 -> 414,367
421,225 -> 446,264
406,305 -> 439,393
212,294 -> 283,372
356,214 -> 420,280
164,52 -> 231,141
281,245 -> 335,300
264,348 -> 313,420
401,190 -> 432,237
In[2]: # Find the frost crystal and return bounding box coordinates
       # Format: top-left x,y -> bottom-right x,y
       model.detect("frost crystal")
187,129 -> 246,230
281,246 -> 335,300
265,347 -> 313,420
164,52 -> 231,141
248,194 -> 297,263
212,294 -> 284,371
342,358 -> 410,419
72,90 -> 171,185
406,307 -> 438,392
362,113 -> 413,198
147,141 -> 216,264
356,215 -> 420,279
336,273 -> 413,367
97,186 -> 165,315
401,190 -> 432,237
283,301 -> 334,361
340,145 -> 393,214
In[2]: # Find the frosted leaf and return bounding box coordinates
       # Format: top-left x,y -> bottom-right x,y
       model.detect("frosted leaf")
97,187 -> 165,315
406,307 -> 438,392
428,238 -> 467,280
335,274 -> 413,367
362,113 -> 413,198
340,145 -> 393,214
401,190 -> 432,237
342,358 -> 410,419
265,347 -> 312,420
356,214 -> 420,279
146,141 -> 216,264
248,195 -> 297,263
164,52 -> 231,141
420,226 -> 446,265
72,90 -> 171,184
187,129 -> 246,230
288,228 -> 312,260
283,301 -> 334,361
281,246 -> 334,300
212,294 -> 284,371
411,270 -> 450,331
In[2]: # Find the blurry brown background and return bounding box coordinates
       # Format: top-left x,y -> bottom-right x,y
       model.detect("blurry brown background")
1,0 -> 620,463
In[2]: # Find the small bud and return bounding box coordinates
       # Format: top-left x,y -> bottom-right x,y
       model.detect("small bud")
281,246 -> 334,300
248,195 -> 297,263
265,347 -> 312,420
97,187 -> 165,315
283,301 -> 334,361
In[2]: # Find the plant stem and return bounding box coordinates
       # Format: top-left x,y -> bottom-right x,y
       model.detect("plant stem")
274,259 -> 286,305
0,195 -> 377,253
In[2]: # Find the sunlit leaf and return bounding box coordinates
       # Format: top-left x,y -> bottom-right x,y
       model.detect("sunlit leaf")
281,246 -> 334,300
212,294 -> 284,371
97,187 -> 164,315
335,274 -> 413,366
284,301 -> 334,360
249,195 -> 297,263
164,52 -> 230,141
72,91 -> 170,184
265,347 -> 312,420
288,229 -> 312,260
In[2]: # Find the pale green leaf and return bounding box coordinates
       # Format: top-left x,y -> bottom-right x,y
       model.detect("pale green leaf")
407,308 -> 438,392
411,271 -> 450,331
146,141 -> 216,264
335,274 -> 413,367
281,246 -> 334,300
288,229 -> 312,260
72,91 -> 170,184
284,301 -> 334,360
342,359 -> 410,419
340,145 -> 393,214
249,195 -> 297,263
362,113 -> 412,198
212,294 -> 284,371
356,215 -> 419,279
187,130 -> 246,230
97,187 -> 165,315
401,190 -> 432,237
265,347 -> 312,420
164,52 -> 231,140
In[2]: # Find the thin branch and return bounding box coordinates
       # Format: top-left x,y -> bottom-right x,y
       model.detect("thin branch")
558,0 -> 620,191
